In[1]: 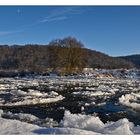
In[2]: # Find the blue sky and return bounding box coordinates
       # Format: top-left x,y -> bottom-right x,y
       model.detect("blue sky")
0,6 -> 140,56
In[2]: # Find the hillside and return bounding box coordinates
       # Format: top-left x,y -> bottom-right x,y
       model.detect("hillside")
0,37 -> 136,74
118,55 -> 140,69
0,45 -> 134,74
85,48 -> 133,69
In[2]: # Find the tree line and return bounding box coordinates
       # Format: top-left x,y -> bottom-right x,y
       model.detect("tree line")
0,37 -> 134,74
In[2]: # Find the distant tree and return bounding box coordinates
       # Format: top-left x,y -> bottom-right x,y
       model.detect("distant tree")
49,37 -> 84,48
49,37 -> 87,73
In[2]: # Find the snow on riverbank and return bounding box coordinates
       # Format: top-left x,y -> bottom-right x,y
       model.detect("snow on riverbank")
0,110 -> 140,135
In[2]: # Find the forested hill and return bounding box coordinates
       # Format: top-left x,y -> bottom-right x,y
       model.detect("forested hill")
0,37 -> 136,73
0,45 -> 133,72
118,55 -> 140,69
85,48 -> 133,69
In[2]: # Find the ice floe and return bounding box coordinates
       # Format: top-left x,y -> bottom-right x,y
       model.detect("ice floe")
1,95 -> 64,106
0,110 -> 140,134
119,93 -> 140,110
72,91 -> 115,97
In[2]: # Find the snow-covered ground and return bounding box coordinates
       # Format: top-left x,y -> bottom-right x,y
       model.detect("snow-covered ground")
0,69 -> 140,134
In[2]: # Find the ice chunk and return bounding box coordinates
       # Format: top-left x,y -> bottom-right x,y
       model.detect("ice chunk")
0,109 -> 3,117
119,93 -> 140,110
49,91 -> 59,96
60,111 -> 135,134
103,118 -> 134,134
28,89 -> 43,96
2,112 -> 38,122
11,89 -> 27,96
60,111 -> 105,132
0,117 -> 41,134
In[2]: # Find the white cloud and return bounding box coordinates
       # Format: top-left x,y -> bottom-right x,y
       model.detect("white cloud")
40,16 -> 67,23
0,30 -> 21,37
39,7 -> 88,23
0,31 -> 11,36
45,7 -> 83,17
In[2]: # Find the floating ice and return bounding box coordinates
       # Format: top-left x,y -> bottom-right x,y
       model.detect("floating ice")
1,95 -> 64,106
2,111 -> 38,122
0,117 -> 41,135
60,111 -> 139,134
72,90 -> 115,97
119,93 -> 140,110
0,70 -> 139,134
0,109 -> 3,117
28,89 -> 44,96
11,89 -> 27,96
60,111 -> 105,132
0,110 -> 140,134
49,91 -> 59,96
